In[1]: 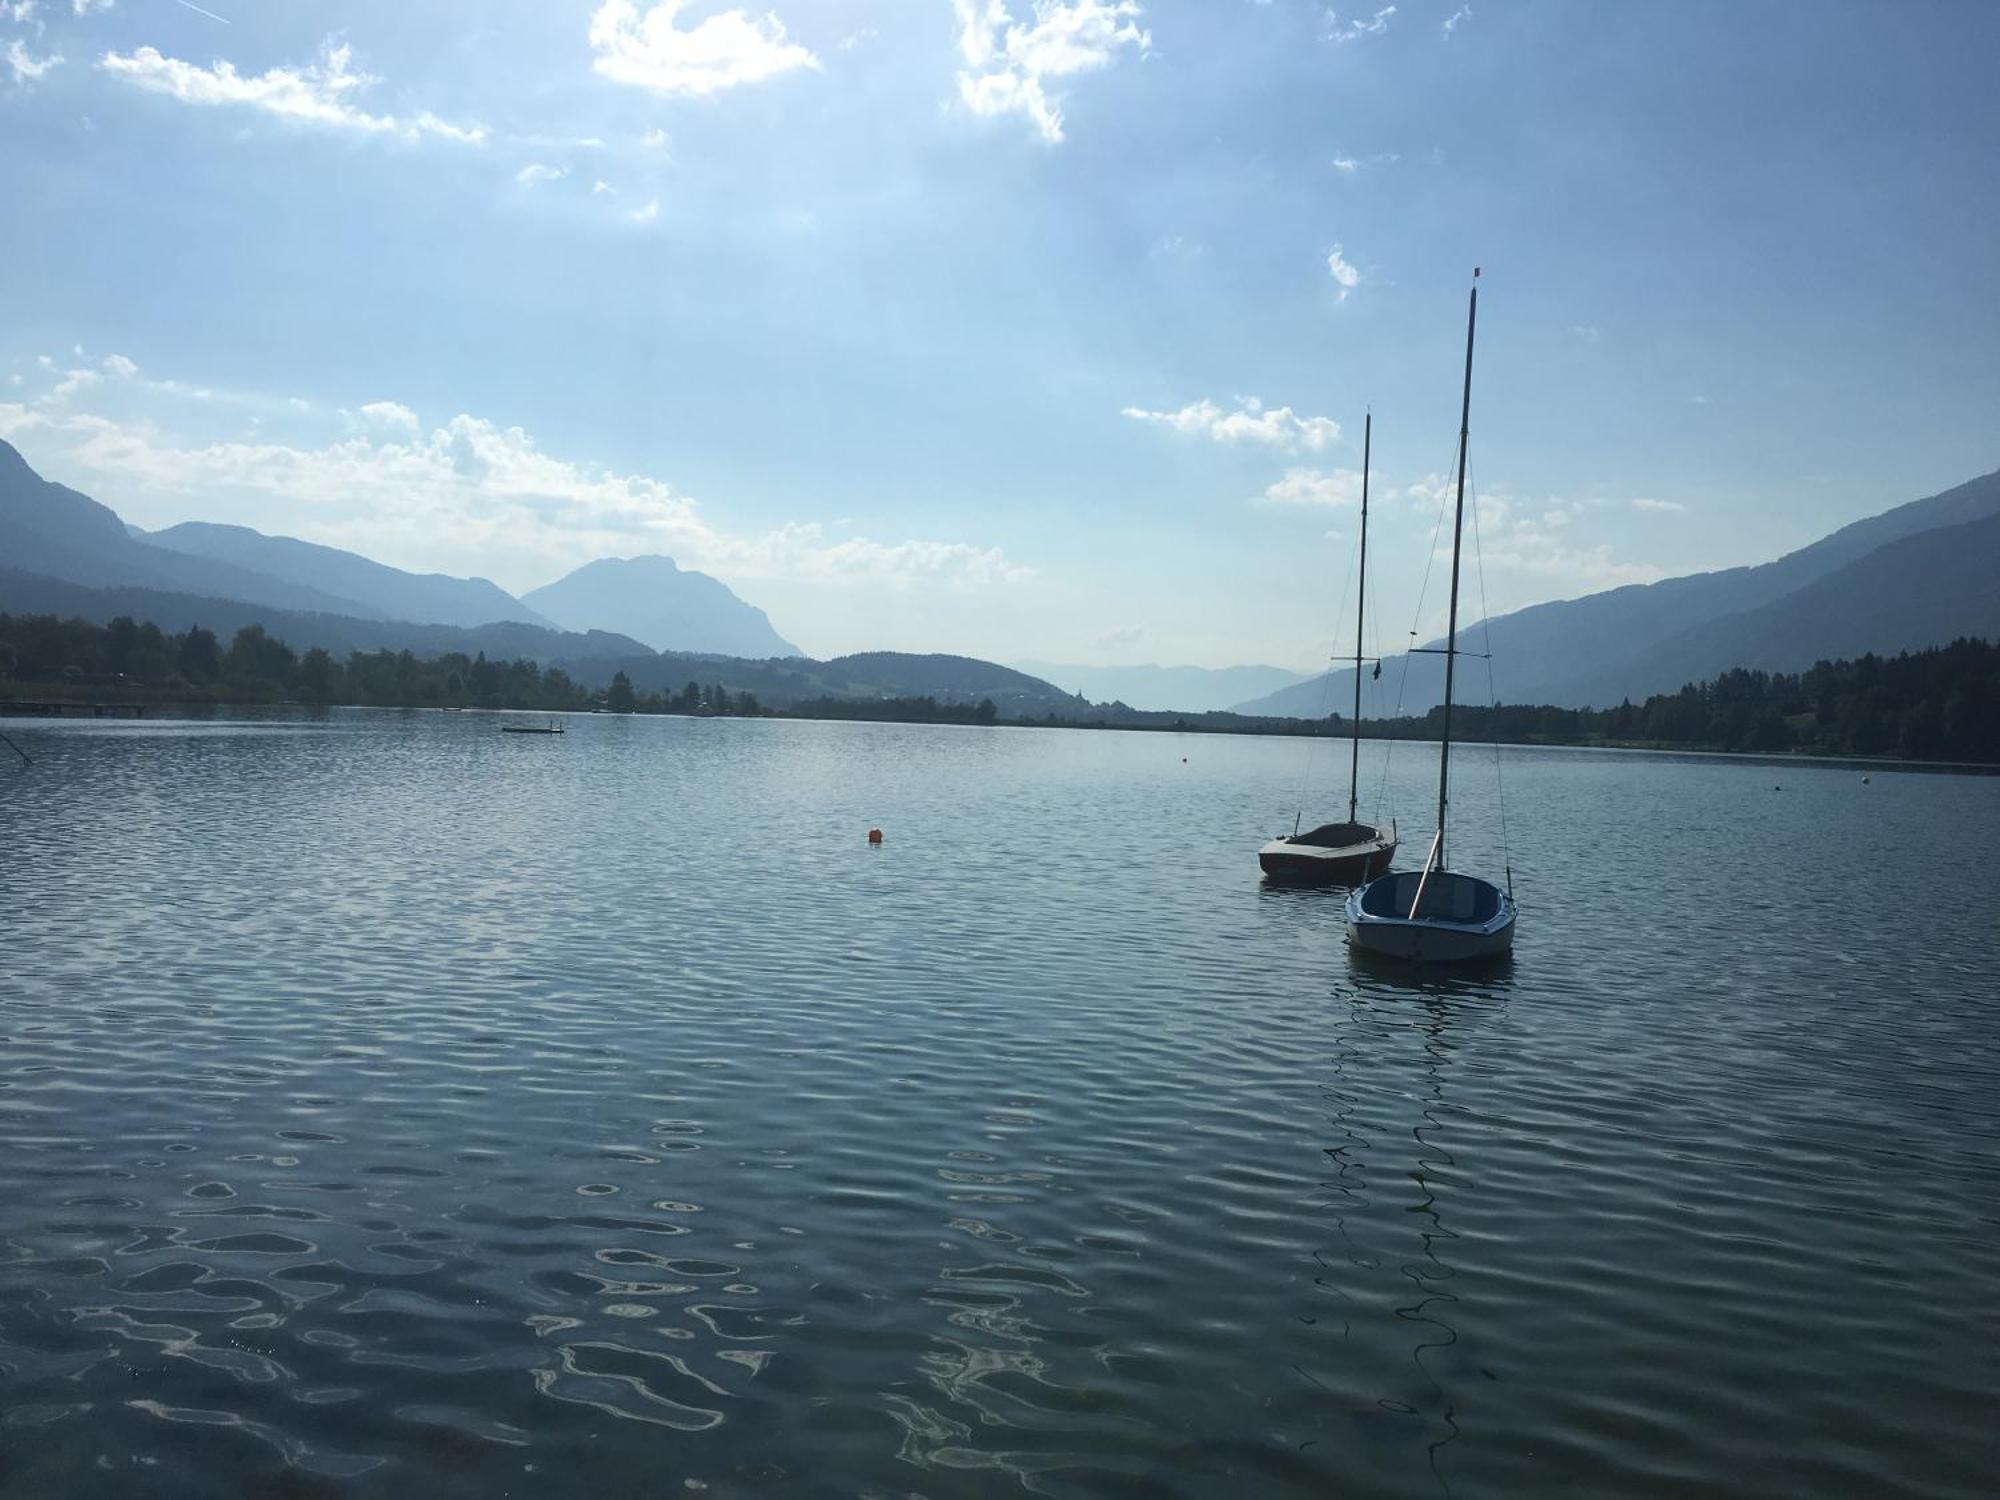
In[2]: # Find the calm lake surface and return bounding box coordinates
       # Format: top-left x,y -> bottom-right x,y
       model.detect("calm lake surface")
2,710 -> 1996,1498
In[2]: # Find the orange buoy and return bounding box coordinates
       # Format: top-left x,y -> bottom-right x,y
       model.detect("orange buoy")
867,827 -> 883,844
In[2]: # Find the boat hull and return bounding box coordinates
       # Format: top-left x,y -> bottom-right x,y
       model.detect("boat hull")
1258,821 -> 1397,885
1258,838 -> 1397,885
1344,871 -> 1515,962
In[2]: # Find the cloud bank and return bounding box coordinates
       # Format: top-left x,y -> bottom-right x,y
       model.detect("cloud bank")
98,38 -> 487,142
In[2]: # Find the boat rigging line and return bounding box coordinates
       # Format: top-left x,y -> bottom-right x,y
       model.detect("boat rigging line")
1287,461 -> 1363,836
1367,419 -> 1469,823
1463,449 -> 1515,900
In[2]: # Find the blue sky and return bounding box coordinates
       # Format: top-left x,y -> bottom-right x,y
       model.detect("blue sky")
3,0 -> 1996,669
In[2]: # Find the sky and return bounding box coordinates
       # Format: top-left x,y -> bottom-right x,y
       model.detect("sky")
2,0 -> 1996,671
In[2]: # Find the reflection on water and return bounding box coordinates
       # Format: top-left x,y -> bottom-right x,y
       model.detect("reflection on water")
1303,975 -> 1512,1497
1,711 -> 1998,1498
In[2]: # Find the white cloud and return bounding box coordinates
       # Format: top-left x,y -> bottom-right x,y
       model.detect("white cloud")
628,197 -> 660,223
98,39 -> 487,143
838,26 -> 877,51
592,179 -> 614,195
24,398 -> 1028,593
4,37 -> 61,81
1326,5 -> 1395,44
1444,489 -> 1668,596
1261,467 -> 1364,508
358,400 -> 418,431
1629,497 -> 1685,513
587,0 -> 818,98
1569,323 -> 1600,343
3,3 -> 41,27
515,161 -> 566,187
1123,395 -> 1340,452
73,0 -> 112,14
1326,243 -> 1361,299
50,366 -> 102,400
1331,150 -> 1397,173
1441,5 -> 1470,37
101,352 -> 139,378
953,0 -> 1149,145
640,126 -> 670,150
0,401 -> 47,436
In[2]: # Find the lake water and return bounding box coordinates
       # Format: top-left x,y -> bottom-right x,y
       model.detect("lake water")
1,710 -> 1996,1498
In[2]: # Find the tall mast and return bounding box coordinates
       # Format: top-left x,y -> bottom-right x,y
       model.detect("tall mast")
1348,411 -> 1370,824
1436,271 -> 1479,870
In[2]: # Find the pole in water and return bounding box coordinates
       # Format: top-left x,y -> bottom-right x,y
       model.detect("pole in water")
0,730 -> 30,767
1349,410 -> 1371,827
1435,269 -> 1479,873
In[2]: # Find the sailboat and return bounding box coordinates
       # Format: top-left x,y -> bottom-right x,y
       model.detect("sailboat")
1345,272 -> 1516,961
1258,411 -> 1398,884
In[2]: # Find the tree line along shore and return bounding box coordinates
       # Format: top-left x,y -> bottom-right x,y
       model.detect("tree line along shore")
0,612 -> 1994,765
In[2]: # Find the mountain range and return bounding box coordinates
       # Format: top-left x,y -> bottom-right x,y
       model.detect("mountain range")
0,439 -> 1078,714
0,438 -> 798,658
1235,468 -> 2000,718
136,520 -> 553,630
2,437 -> 1993,720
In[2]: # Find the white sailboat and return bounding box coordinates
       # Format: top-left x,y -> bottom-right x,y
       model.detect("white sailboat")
1258,411 -> 1398,884
1346,272 -> 1516,962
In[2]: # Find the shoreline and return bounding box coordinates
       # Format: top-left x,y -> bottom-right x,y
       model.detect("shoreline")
6,695 -> 1996,776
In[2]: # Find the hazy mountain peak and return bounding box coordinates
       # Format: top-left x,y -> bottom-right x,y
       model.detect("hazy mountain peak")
522,555 -> 802,658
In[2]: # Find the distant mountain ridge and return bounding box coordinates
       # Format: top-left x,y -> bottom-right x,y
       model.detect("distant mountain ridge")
1234,468 -> 2000,717
141,521 -> 554,631
523,555 -> 802,659
8,436 -> 1993,721
0,439 -> 803,659
0,440 -> 384,619
0,568 -> 653,663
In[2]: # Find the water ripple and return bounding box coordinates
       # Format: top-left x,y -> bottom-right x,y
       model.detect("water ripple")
0,713 -> 1996,1497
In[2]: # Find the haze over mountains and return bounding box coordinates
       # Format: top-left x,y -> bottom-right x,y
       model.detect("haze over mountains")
524,556 -> 800,659
2,438 -> 1994,722
0,439 -> 1076,713
0,440 -> 390,620
138,521 -> 555,631
0,438 -> 797,659
1235,469 -> 2000,718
